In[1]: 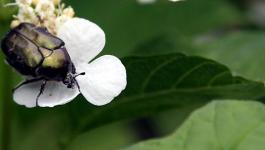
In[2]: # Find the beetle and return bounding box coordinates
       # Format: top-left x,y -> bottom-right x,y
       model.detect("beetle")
1,23 -> 85,105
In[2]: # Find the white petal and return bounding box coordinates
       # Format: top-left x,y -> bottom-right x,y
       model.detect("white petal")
76,55 -> 127,106
57,17 -> 105,64
137,0 -> 156,4
13,81 -> 80,108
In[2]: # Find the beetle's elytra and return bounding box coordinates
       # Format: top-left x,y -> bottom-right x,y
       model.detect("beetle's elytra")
1,23 -> 84,104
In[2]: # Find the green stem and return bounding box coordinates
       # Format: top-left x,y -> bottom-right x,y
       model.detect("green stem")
1,63 -> 13,150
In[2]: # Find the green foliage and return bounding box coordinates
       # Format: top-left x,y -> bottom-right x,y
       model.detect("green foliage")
132,31 -> 265,84
0,0 -> 16,21
65,0 -> 243,56
9,53 -> 265,150
74,53 -> 265,132
1,0 -> 265,149
123,100 -> 265,150
193,31 -> 265,83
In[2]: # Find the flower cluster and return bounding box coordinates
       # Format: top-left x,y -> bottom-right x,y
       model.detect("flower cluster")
7,0 -> 127,107
11,0 -> 74,34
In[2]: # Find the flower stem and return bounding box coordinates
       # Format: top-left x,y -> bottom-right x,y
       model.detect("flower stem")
1,63 -> 13,150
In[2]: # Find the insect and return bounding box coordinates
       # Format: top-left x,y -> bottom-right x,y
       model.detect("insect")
1,23 -> 85,105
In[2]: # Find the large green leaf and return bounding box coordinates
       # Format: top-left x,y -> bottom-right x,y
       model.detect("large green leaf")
70,53 -> 265,132
123,100 -> 265,150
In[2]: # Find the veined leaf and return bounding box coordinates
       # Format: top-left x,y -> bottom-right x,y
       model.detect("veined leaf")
72,53 -> 265,132
123,100 -> 265,150
11,53 -> 265,149
133,31 -> 265,84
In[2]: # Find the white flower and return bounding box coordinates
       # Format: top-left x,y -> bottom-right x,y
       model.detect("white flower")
13,18 -> 127,108
137,0 -> 184,4
137,0 -> 156,4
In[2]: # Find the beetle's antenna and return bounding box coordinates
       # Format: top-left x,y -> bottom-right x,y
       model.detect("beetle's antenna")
74,72 -> 85,78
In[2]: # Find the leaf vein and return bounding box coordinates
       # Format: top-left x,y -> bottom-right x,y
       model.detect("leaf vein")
207,70 -> 230,86
141,56 -> 182,92
173,61 -> 214,88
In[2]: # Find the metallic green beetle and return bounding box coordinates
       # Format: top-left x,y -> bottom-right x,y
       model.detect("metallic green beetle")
1,23 -> 84,104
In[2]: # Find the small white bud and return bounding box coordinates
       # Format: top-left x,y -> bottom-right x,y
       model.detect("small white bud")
55,15 -> 71,31
10,20 -> 21,28
35,0 -> 55,19
137,0 -> 156,4
32,0 -> 40,6
17,5 -> 38,23
16,0 -> 32,5
63,7 -> 75,18
12,0 -> 75,35
53,0 -> 61,6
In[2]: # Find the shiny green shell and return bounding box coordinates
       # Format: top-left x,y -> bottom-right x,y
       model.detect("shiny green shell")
1,23 -> 72,78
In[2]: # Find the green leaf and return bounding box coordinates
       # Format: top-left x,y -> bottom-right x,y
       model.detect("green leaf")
72,53 -> 265,132
123,100 -> 265,150
8,53 -> 265,149
193,31 -> 265,83
133,31 -> 265,84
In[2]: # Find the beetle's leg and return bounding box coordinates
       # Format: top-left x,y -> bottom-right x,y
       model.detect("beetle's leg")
74,78 -> 81,93
36,80 -> 47,107
12,77 -> 44,92
73,72 -> 85,93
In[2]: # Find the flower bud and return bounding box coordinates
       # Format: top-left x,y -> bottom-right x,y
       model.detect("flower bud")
10,20 -> 21,28
53,0 -> 61,6
32,0 -> 39,6
16,0 -> 32,5
63,7 -> 75,17
35,0 -> 55,19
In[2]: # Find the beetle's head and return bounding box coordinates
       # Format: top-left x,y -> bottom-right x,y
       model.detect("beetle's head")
63,72 -> 86,89
63,73 -> 75,88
